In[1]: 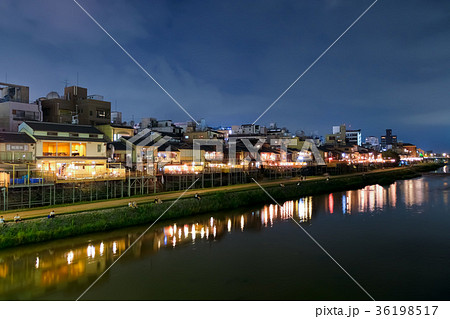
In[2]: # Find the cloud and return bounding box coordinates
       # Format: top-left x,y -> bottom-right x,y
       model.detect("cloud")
0,0 -> 449,152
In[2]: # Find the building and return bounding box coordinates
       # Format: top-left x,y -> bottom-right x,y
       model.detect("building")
111,111 -> 122,124
41,86 -> 111,126
0,82 -> 29,103
0,83 -> 42,132
0,132 -> 35,162
365,136 -> 379,149
401,143 -> 417,157
139,118 -> 183,135
231,124 -> 266,135
325,125 -> 346,146
19,121 -> 111,180
96,124 -> 135,142
345,129 -> 362,146
183,129 -> 224,142
380,129 -> 397,150
173,120 -> 197,133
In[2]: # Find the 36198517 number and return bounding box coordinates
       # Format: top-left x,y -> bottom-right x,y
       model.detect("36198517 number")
375,306 -> 438,316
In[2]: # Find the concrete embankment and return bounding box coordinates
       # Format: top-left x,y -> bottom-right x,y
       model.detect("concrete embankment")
0,163 -> 442,249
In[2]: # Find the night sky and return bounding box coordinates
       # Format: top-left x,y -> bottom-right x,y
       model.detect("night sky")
0,0 -> 449,152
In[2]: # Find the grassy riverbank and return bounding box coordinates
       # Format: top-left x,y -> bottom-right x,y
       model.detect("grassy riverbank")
0,163 -> 442,249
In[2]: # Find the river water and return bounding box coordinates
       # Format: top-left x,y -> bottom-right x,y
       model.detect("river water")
1,165 -> 449,301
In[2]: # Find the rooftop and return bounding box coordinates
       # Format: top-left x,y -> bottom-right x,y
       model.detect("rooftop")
0,132 -> 35,144
24,121 -> 103,135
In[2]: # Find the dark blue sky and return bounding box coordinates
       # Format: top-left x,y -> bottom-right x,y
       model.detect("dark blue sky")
1,0 -> 449,152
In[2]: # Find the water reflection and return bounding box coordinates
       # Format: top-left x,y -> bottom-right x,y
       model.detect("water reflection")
0,174 -> 444,300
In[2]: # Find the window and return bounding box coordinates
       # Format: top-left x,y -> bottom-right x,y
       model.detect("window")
96,109 -> 106,118
9,145 -> 25,151
89,134 -> 98,138
12,109 -> 39,120
57,142 -> 70,156
90,110 -> 93,116
43,142 -> 57,156
69,133 -> 79,137
47,132 -> 58,136
97,144 -> 102,152
71,143 -> 87,156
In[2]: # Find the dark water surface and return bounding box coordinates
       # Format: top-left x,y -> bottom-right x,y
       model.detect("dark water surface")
1,166 -> 449,300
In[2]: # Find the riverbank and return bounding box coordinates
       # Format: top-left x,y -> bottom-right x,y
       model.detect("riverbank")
0,163 -> 442,249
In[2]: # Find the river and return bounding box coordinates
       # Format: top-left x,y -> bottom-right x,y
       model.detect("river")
1,165 -> 449,300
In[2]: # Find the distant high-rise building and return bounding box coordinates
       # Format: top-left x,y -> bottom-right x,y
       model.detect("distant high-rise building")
381,129 -> 397,149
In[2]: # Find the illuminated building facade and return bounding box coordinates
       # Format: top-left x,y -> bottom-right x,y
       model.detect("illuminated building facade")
19,121 -> 109,179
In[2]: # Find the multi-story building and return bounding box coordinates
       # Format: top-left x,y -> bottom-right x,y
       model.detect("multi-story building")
41,86 -> 111,126
345,129 -> 362,146
326,125 -> 346,146
19,121 -> 109,179
365,136 -> 379,148
0,83 -> 42,132
380,129 -> 397,150
111,111 -> 122,124
231,124 -> 266,135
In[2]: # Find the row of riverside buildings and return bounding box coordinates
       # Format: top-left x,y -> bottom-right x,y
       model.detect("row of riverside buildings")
0,82 -> 432,187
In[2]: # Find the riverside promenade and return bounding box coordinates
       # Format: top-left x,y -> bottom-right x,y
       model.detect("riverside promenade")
1,167 -> 407,222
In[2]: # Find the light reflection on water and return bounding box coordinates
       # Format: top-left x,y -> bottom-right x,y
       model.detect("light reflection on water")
0,173 -> 447,300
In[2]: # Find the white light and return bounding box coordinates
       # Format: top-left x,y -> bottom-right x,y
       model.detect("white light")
227,219 -> 231,232
35,257 -> 39,269
67,251 -> 74,265
87,244 -> 95,258
100,242 -> 104,256
112,242 -> 117,254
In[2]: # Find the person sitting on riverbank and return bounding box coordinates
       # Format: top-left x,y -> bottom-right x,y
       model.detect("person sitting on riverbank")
280,183 -> 285,187
132,201 -> 138,208
128,201 -> 132,208
154,198 -> 162,204
0,216 -> 5,226
48,210 -> 55,219
194,193 -> 201,201
14,214 -> 21,223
